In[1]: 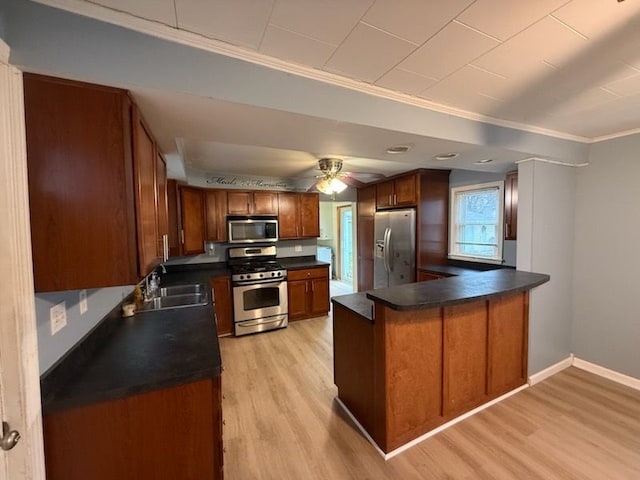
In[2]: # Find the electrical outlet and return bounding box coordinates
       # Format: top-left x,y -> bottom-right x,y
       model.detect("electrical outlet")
79,289 -> 88,315
294,245 -> 302,252
50,301 -> 67,335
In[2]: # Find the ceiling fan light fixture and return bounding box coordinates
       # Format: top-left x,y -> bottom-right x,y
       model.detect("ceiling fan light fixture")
386,144 -> 412,154
316,177 -> 347,195
475,158 -> 493,164
434,152 -> 459,161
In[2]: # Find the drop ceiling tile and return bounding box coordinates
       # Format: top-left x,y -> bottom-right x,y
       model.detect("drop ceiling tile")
554,87 -> 619,114
553,0 -> 640,39
473,16 -> 585,78
259,25 -> 335,68
605,73 -> 640,96
399,22 -> 499,80
457,0 -> 568,41
375,68 -> 438,95
175,0 -> 274,49
269,0 -> 374,45
324,23 -> 416,83
91,0 -> 177,26
363,0 -> 474,45
419,67 -> 506,114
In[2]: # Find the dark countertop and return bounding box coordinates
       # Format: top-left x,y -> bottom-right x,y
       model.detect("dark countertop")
40,255 -> 330,413
41,271 -> 223,414
331,292 -> 374,322
279,256 -> 330,270
418,264 -> 501,277
367,269 -> 549,311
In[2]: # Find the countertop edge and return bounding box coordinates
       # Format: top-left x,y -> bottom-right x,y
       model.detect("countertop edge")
366,270 -> 550,311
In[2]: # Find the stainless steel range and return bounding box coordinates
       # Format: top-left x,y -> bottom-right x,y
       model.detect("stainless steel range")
228,245 -> 288,336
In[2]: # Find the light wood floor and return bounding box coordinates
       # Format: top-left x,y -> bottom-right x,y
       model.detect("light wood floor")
219,316 -> 640,479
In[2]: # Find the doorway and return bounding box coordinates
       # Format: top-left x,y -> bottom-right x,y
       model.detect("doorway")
334,205 -> 354,295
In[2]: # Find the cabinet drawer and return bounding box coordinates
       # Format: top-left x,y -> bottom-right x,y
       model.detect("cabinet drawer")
287,267 -> 328,281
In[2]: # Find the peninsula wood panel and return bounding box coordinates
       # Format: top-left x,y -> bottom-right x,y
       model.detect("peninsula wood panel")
443,302 -> 488,416
332,304 -> 375,433
488,292 -> 528,395
374,305 -> 443,452
43,378 -> 222,480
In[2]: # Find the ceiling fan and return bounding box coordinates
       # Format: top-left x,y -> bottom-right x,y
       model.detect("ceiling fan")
311,158 -> 384,196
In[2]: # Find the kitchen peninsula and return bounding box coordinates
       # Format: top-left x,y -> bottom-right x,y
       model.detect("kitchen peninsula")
332,269 -> 549,455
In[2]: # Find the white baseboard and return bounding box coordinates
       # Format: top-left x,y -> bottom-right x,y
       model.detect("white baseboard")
528,355 -> 574,386
573,358 -> 640,391
336,384 -> 529,461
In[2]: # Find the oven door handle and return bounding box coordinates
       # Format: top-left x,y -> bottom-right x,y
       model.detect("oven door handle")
233,278 -> 286,286
237,315 -> 287,328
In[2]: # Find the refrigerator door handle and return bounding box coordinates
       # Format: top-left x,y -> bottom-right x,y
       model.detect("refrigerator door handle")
383,227 -> 392,273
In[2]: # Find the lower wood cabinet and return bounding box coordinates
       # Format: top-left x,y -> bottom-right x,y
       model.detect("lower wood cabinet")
43,377 -> 224,480
211,276 -> 233,336
287,266 -> 329,321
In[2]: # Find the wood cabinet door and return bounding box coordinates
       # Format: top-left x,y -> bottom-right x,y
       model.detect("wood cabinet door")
394,174 -> 417,206
376,180 -> 394,209
357,185 -> 376,291
43,379 -> 220,480
133,112 -> 159,276
227,191 -> 252,215
287,280 -> 308,320
277,193 -> 299,238
211,276 -> 233,336
156,153 -> 168,259
300,193 -> 320,237
205,190 -> 228,242
310,276 -> 330,316
504,171 -> 518,240
180,187 -> 205,255
23,74 -> 138,291
252,191 -> 277,214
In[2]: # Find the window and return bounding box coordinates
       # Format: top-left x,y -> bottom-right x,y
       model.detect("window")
449,181 -> 504,263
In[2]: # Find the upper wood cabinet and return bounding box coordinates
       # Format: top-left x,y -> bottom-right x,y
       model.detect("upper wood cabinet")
277,192 -> 320,239
133,107 -> 167,276
180,187 -> 206,255
227,191 -> 277,215
504,171 -> 518,241
376,173 -> 418,209
24,74 -> 139,291
205,189 -> 228,242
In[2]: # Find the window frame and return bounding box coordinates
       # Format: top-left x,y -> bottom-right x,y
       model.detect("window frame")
448,181 -> 505,264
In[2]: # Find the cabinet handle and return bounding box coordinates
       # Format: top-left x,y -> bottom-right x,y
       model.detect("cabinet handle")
505,223 -> 509,238
162,234 -> 169,261
180,229 -> 185,245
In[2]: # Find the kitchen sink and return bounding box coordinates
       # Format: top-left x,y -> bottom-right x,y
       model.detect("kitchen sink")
138,284 -> 208,312
159,283 -> 205,297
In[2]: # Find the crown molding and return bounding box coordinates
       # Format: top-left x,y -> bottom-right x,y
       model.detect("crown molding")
34,0 -> 595,144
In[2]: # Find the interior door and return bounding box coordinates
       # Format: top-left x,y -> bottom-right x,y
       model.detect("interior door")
0,46 -> 46,480
338,206 -> 353,282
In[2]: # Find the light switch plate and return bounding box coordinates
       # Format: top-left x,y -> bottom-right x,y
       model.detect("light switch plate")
79,289 -> 88,315
50,301 -> 67,335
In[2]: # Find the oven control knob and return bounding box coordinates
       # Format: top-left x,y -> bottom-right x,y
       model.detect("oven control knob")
259,273 -> 264,278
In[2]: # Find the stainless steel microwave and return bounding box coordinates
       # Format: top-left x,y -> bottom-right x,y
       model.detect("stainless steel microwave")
227,216 -> 279,244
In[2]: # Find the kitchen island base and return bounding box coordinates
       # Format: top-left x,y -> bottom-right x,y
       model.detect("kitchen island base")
332,270 -> 549,455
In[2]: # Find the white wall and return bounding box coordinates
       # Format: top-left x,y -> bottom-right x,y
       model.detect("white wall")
572,134 -> 640,379
517,160 -> 576,374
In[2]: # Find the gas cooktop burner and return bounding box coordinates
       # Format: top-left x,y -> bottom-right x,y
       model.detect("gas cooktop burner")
228,244 -> 287,283
231,261 -> 283,275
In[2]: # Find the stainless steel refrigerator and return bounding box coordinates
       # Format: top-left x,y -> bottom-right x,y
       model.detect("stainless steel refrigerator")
374,208 -> 416,289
